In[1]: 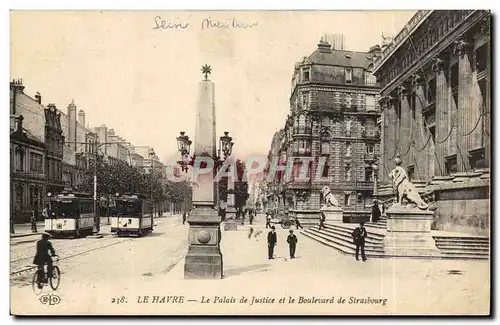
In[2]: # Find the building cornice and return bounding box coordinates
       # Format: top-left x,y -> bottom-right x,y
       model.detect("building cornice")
380,10 -> 486,96
373,10 -> 433,74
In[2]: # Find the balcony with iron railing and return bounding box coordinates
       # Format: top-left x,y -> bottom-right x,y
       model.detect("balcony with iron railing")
361,129 -> 381,140
291,147 -> 312,156
363,152 -> 378,162
292,127 -> 312,137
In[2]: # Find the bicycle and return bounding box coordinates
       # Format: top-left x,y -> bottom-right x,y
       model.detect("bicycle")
32,255 -> 60,295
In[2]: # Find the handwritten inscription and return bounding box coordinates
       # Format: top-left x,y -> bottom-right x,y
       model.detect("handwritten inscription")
201,17 -> 258,30
153,16 -> 189,30
152,16 -> 258,31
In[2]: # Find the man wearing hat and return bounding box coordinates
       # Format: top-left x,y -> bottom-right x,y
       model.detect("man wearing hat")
33,232 -> 57,286
267,226 -> 277,259
286,229 -> 298,259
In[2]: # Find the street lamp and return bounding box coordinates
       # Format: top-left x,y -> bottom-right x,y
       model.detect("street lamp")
372,163 -> 379,198
218,131 -> 234,161
176,132 -> 192,172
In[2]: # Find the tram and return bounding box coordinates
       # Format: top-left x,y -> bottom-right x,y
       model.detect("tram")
44,191 -> 95,238
111,194 -> 154,237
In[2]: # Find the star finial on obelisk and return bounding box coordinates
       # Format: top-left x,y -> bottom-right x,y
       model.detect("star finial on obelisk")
201,64 -> 212,80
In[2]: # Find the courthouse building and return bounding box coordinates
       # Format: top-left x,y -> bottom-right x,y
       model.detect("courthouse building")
265,36 -> 382,224
372,10 -> 490,236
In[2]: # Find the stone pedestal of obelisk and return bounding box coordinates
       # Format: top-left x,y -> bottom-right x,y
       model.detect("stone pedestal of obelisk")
184,78 -> 223,279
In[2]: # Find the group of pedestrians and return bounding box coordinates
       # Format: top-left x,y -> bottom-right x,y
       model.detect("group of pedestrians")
266,226 -> 298,260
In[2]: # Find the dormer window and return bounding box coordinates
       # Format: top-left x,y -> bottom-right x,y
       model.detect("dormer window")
302,68 -> 310,82
345,68 -> 352,83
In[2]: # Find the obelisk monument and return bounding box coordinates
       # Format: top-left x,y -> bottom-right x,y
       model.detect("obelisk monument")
184,65 -> 223,279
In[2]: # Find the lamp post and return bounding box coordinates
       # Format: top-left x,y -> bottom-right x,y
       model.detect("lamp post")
149,148 -> 157,216
66,138 -> 130,236
372,163 -> 379,199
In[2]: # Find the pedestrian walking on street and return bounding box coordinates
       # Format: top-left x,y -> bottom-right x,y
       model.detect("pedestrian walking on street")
42,204 -> 50,220
351,221 -> 367,261
318,212 -> 326,230
182,212 -> 187,225
265,213 -> 272,229
295,216 -> 303,230
267,226 -> 277,259
287,229 -> 298,259
249,210 -> 254,225
31,210 -> 38,233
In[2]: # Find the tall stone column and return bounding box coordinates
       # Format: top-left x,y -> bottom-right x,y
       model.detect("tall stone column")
184,76 -> 223,279
455,39 -> 473,172
398,87 -> 411,169
432,57 -> 448,176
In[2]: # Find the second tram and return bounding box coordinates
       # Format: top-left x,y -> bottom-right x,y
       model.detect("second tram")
111,194 -> 154,237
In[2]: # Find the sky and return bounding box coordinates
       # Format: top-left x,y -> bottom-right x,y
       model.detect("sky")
10,10 -> 415,165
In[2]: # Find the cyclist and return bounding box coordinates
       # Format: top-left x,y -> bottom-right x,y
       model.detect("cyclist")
33,232 -> 57,288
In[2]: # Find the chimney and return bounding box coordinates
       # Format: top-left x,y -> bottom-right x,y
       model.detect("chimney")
35,92 -> 42,104
10,79 -> 25,93
67,99 -> 77,150
322,33 -> 347,51
78,109 -> 85,127
317,38 -> 332,54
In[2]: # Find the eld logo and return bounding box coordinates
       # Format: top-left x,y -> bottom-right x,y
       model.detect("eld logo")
39,294 -> 61,306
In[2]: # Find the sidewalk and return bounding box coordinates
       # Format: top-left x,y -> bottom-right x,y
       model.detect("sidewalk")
155,223 -> 489,315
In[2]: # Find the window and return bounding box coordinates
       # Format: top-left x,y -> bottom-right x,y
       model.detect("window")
345,165 -> 351,181
344,194 -> 350,206
445,155 -> 458,175
322,162 -> 330,178
322,116 -> 330,126
407,165 -> 415,180
321,142 -> 330,155
30,152 -> 43,173
302,68 -> 310,82
302,91 -> 309,108
345,68 -> 352,83
366,143 -> 374,153
345,93 -> 352,108
476,43 -> 488,73
450,63 -> 459,90
410,91 -> 416,118
15,185 -> 23,206
366,94 -> 376,111
346,143 -> 352,157
15,148 -> 24,171
298,115 -> 306,128
426,78 -> 436,104
365,168 -> 373,182
346,120 -> 352,137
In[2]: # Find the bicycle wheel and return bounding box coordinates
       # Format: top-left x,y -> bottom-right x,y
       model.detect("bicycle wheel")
281,220 -> 291,229
32,270 -> 43,295
49,266 -> 61,290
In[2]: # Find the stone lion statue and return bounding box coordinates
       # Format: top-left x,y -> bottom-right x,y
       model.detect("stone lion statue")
388,157 -> 428,210
321,186 -> 341,208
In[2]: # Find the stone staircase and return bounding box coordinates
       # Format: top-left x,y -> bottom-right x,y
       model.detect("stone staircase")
301,221 -> 386,258
433,236 -> 490,260
302,218 -> 490,260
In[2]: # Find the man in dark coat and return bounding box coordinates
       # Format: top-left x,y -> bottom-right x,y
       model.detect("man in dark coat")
295,216 -> 303,230
287,229 -> 298,259
318,212 -> 326,230
351,222 -> 367,261
267,226 -> 277,259
371,200 -> 381,223
33,232 -> 57,286
182,212 -> 187,225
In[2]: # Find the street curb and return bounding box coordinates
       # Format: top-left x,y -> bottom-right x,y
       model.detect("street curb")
11,232 -> 40,239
